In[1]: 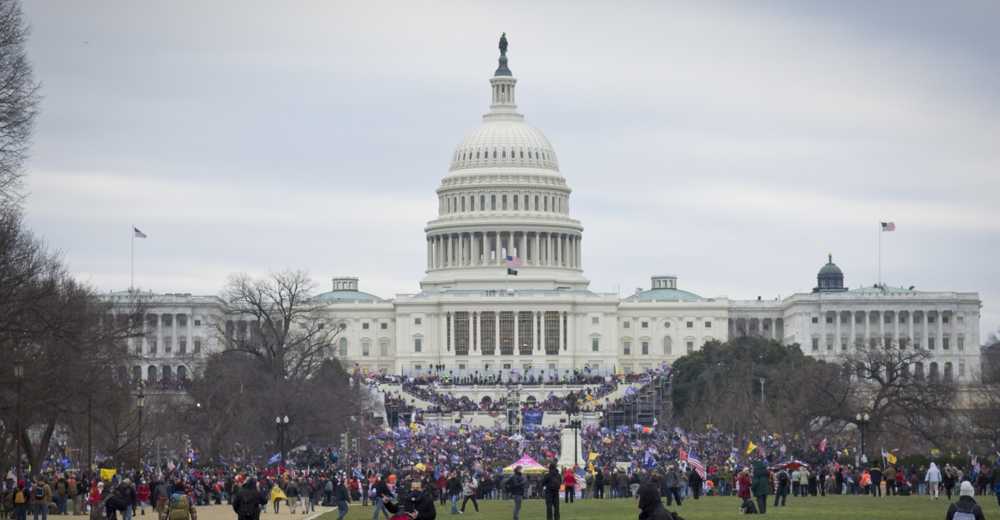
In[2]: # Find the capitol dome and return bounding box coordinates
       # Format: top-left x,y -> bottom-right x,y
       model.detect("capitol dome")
449,120 -> 559,172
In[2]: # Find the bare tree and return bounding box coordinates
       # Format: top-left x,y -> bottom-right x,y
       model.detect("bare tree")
0,0 -> 39,209
219,271 -> 342,381
839,342 -> 957,448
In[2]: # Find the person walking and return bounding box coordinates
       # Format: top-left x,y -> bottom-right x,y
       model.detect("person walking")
751,459 -> 770,515
662,466 -> 681,507
504,467 -> 525,520
926,463 -> 942,500
459,472 -> 479,514
232,479 -> 266,520
334,477 -> 350,520
446,473 -> 461,515
543,464 -> 560,520
370,475 -> 391,520
945,481 -> 985,520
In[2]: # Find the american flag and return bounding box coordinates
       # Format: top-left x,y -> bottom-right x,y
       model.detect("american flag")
505,255 -> 523,268
880,221 -> 896,232
687,450 -> 706,480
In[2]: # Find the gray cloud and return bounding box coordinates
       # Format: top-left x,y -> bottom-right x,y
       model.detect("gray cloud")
19,0 -> 1000,339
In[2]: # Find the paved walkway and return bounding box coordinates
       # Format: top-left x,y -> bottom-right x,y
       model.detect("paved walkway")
191,504 -> 335,520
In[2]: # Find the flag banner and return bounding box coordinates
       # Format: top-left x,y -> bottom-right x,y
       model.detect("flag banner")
688,450 -> 707,479
133,227 -> 148,238
505,255 -> 523,268
880,222 -> 896,232
746,441 -> 758,456
99,468 -> 116,481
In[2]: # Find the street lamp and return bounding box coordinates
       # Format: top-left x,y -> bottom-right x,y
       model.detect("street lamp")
855,412 -> 870,465
13,362 -> 23,481
136,382 -> 145,470
275,415 -> 290,465
566,395 -> 581,467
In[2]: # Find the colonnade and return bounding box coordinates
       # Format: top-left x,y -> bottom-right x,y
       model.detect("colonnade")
427,230 -> 581,270
441,310 -> 572,357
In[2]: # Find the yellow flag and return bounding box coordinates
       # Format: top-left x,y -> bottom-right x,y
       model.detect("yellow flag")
886,453 -> 897,465
588,452 -> 598,462
99,468 -> 116,481
746,441 -> 758,456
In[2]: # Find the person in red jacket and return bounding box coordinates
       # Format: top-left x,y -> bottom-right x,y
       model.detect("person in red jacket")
136,481 -> 151,516
562,468 -> 576,504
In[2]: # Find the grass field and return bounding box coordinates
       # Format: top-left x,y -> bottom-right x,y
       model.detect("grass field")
316,495 -> 1000,520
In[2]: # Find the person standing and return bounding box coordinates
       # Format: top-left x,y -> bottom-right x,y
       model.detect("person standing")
400,480 -> 434,520
232,479 -> 266,520
334,477 -> 350,520
870,466 -> 883,497
774,468 -> 790,507
687,467 -> 703,501
446,472 -> 461,515
504,467 -> 525,520
543,464 -> 560,520
593,469 -> 604,500
562,468 -> 575,504
370,475 -> 391,520
13,482 -> 28,520
636,474 -> 668,520
945,481 -> 985,520
884,465 -> 896,496
926,463 -> 942,500
30,478 -> 51,520
751,460 -> 769,515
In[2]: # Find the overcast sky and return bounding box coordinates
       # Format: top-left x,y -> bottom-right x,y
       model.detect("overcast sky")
19,1 -> 1000,340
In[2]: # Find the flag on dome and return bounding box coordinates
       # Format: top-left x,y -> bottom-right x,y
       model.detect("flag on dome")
880,222 -> 895,232
133,227 -> 147,238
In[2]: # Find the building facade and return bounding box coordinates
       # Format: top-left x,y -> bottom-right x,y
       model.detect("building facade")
114,38 -> 983,385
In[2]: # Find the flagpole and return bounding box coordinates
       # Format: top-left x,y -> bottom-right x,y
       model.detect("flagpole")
877,222 -> 882,287
130,225 -> 135,293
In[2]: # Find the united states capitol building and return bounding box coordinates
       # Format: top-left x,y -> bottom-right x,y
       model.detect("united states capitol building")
117,37 -> 983,388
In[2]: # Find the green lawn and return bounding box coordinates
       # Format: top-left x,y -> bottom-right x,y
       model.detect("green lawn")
318,495 -> 999,520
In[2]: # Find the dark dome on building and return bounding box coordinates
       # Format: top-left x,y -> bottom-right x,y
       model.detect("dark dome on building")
814,254 -> 846,293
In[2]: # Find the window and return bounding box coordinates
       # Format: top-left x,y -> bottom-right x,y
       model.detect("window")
623,341 -> 631,355
380,322 -> 388,330
193,339 -> 202,354
414,364 -> 422,371
591,337 -> 600,352
178,337 -> 187,355
480,195 -> 485,210
194,319 -> 201,327
414,317 -> 422,325
623,321 -> 630,329
164,337 -> 172,354
811,317 -> 819,324
148,337 -> 157,355
841,338 -> 848,351
362,322 -> 370,330
664,321 -> 671,328
826,316 -> 834,324
686,341 -> 694,354
943,315 -> 949,324
491,195 -> 496,210
811,337 -> 819,352
502,195 -> 507,210
414,337 -> 422,353
338,338 -> 348,357
663,336 -> 672,355
943,337 -> 950,350
705,321 -> 712,328
928,337 -> 936,350
380,341 -> 389,356
641,341 -> 649,355
959,362 -> 965,378
641,321 -> 649,329
470,197 -> 475,211
362,342 -> 370,357
513,196 -> 518,210
592,316 -> 600,325
544,197 -> 548,211
534,196 -> 539,211
686,321 -> 693,328
958,335 -> 964,350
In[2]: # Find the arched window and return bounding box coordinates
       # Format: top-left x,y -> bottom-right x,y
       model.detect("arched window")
178,365 -> 188,380
470,196 -> 475,211
379,341 -> 389,357
480,195 -> 485,210
362,341 -> 371,357
534,196 -> 539,211
338,337 -> 348,357
162,365 -> 172,382
491,195 -> 496,210
663,336 -> 673,355
116,366 -> 127,383
929,362 -> 939,381
147,366 -> 157,383
502,194 -> 507,210
461,197 -> 465,212
943,362 -> 953,381
914,362 -> 924,380
131,366 -> 141,383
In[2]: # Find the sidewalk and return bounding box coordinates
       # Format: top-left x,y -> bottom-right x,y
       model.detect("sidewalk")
189,504 -> 336,520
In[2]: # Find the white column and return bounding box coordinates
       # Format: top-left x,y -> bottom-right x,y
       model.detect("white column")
937,310 -> 943,351
555,234 -> 561,266
577,236 -> 582,268
156,314 -> 163,356
864,310 -> 871,346
520,232 -> 527,261
922,310 -> 929,349
850,312 -> 856,348
172,314 -> 178,355
893,310 -> 899,347
908,310 -> 914,348
472,233 -> 479,266
534,233 -> 540,266
448,311 -> 455,354
540,311 -> 546,353
835,311 -> 841,351
187,312 -> 194,356
514,311 -> 520,355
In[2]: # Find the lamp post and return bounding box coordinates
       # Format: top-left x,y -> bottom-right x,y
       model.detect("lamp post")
275,415 -> 290,465
136,382 -> 145,471
855,412 -> 870,465
566,395 -> 581,467
13,362 -> 23,481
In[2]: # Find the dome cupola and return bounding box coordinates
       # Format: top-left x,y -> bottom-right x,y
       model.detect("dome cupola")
814,254 -> 846,293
